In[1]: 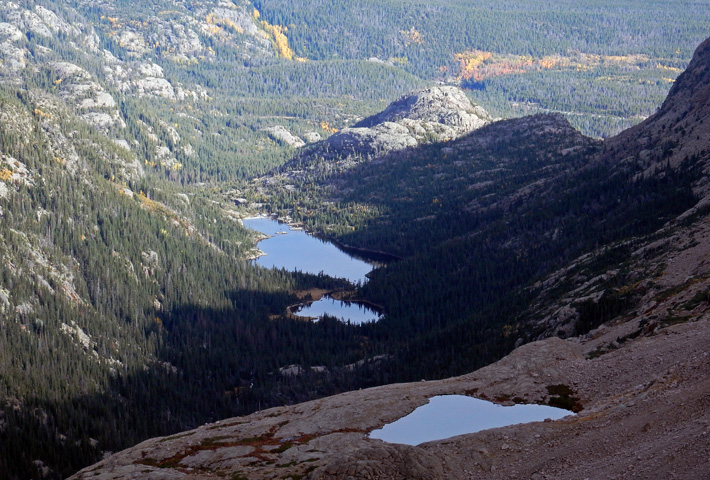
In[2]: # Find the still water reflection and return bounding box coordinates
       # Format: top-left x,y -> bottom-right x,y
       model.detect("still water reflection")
293,296 -> 381,325
369,395 -> 574,445
243,217 -> 373,284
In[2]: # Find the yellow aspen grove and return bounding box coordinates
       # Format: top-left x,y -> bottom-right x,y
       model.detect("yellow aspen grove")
262,22 -> 295,60
253,7 -> 296,59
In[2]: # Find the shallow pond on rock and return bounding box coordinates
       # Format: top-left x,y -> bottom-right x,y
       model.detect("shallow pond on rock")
369,395 -> 574,445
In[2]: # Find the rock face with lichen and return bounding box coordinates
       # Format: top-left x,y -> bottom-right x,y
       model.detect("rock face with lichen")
262,126 -> 306,148
0,0 -> 277,177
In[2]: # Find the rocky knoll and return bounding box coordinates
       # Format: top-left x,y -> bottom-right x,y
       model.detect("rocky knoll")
325,86 -> 491,157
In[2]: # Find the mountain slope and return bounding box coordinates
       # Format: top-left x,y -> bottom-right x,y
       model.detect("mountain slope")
73,34 -> 710,479
606,36 -> 710,191
521,37 -> 710,340
73,34 -> 710,480
0,76 -> 385,479
0,3 -> 420,478
0,3 -> 708,479
255,71 -> 697,381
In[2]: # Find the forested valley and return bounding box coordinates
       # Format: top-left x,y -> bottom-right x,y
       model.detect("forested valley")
0,1 -> 708,479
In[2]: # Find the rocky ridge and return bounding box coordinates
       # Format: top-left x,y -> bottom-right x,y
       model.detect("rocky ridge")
70,0 -> 272,63
0,0 -> 291,177
251,85 -> 495,206
262,125 -> 307,148
605,37 -> 710,198
520,37 -> 710,340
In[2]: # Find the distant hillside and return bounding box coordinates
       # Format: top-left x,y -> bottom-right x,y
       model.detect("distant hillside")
0,2 -> 422,478
254,35 -> 710,383
0,0 -> 425,182
254,0 -> 710,136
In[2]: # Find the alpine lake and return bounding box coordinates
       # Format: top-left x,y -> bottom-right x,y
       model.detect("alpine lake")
243,217 -> 383,324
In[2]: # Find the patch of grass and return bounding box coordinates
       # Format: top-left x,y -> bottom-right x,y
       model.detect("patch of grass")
135,456 -> 182,469
285,464 -> 318,480
660,314 -> 692,327
682,290 -> 709,310
201,436 -> 231,447
587,345 -> 607,359
586,339 -> 623,359
159,432 -> 191,443
270,442 -> 293,454
239,435 -> 271,444
547,384 -> 573,397
616,328 -> 642,344
655,284 -> 689,302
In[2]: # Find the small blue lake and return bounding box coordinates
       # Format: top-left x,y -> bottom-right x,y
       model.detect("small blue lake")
243,217 -> 382,324
369,395 -> 574,445
292,297 -> 381,325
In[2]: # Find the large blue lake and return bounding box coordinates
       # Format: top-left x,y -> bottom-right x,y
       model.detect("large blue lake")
243,217 -> 373,284
243,217 -> 382,324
